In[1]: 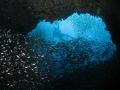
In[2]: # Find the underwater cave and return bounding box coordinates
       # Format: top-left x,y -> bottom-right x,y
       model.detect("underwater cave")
27,12 -> 116,79
1,0 -> 120,89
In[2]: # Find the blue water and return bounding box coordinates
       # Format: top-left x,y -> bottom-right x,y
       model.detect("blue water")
28,12 -> 116,75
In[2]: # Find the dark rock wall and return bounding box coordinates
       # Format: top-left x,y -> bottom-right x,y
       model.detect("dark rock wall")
0,0 -> 40,34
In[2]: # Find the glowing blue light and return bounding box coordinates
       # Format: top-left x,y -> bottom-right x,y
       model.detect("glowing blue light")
28,12 -> 116,73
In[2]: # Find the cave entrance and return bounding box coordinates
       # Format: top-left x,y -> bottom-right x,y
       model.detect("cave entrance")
27,12 -> 116,74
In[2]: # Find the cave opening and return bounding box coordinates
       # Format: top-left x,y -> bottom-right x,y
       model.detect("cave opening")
27,12 -> 116,77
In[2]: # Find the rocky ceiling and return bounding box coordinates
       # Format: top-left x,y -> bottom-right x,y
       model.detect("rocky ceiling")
0,0 -> 120,48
